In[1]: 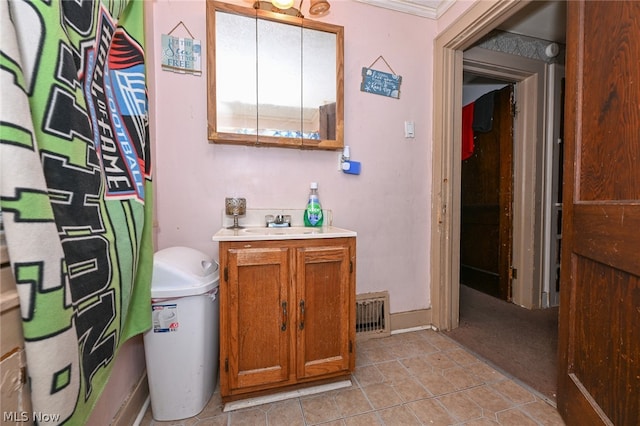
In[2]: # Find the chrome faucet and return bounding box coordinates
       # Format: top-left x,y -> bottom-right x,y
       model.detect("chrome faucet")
266,214 -> 291,227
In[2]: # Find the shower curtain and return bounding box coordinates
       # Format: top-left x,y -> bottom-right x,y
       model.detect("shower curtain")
0,1 -> 152,423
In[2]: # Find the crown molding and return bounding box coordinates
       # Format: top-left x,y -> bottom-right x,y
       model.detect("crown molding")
354,0 -> 455,20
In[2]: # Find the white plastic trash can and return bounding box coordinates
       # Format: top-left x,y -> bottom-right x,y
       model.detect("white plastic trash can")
143,247 -> 220,421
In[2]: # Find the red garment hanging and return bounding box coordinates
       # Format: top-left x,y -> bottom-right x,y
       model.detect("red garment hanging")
462,102 -> 475,160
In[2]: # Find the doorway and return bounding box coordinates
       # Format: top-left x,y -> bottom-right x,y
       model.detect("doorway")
452,54 -> 563,403
430,0 -> 566,330
431,0 -> 566,404
459,83 -> 513,301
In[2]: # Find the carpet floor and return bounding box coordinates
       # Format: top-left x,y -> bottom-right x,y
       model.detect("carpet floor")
444,285 -> 559,402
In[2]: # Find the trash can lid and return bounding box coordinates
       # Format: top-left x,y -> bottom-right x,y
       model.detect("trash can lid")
151,247 -> 219,298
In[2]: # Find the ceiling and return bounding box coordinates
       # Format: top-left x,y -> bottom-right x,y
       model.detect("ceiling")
354,0 -> 455,19
355,0 -> 567,44
497,1 -> 566,44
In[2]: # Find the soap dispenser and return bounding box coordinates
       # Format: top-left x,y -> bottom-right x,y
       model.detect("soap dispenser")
304,182 -> 323,227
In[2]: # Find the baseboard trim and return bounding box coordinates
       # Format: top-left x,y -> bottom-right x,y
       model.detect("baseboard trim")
133,397 -> 150,426
389,308 -> 431,332
113,371 -> 149,426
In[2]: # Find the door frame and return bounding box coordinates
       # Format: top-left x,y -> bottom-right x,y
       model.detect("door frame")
430,0 -> 549,330
463,46 -> 548,309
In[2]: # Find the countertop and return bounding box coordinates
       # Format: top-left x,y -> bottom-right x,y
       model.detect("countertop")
212,226 -> 357,242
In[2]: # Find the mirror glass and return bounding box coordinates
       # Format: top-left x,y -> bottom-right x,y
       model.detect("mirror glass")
207,2 -> 344,150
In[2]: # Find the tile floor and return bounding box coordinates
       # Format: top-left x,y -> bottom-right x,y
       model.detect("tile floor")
140,329 -> 565,425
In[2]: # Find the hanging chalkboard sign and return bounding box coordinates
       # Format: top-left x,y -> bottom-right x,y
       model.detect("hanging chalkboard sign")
360,67 -> 402,99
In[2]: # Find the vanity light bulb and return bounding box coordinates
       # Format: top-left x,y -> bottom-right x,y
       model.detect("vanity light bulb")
271,0 -> 294,9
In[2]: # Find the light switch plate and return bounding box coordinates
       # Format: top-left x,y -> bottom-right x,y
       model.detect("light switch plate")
404,121 -> 415,138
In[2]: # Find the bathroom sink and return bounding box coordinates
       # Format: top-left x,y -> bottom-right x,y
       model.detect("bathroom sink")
242,227 -> 321,236
213,225 -> 356,242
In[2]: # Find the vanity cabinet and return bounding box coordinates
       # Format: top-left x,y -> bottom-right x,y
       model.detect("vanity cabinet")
218,236 -> 355,401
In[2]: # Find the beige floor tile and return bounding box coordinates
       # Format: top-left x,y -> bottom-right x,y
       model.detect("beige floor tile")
424,351 -> 459,370
358,336 -> 387,348
301,393 -> 342,425
377,404 -> 422,425
447,347 -> 484,366
462,385 -> 515,415
315,420 -> 345,426
389,377 -> 432,402
463,418 -> 500,425
466,361 -> 508,384
144,413 -> 198,425
495,407 -> 539,425
442,365 -> 484,390
374,360 -> 413,383
197,392 -> 224,419
426,335 -> 463,352
415,369 -> 457,396
361,382 -> 403,410
389,339 -> 439,359
405,397 -> 457,425
193,414 -> 228,425
343,411 -> 383,426
400,355 -> 435,375
353,364 -> 384,386
141,330 -> 564,426
385,331 -> 424,343
491,379 -> 537,405
264,399 -> 305,425
520,400 -> 565,425
227,407 -> 268,425
355,348 -> 373,367
334,387 -> 373,417
363,344 -> 397,363
437,391 -> 484,422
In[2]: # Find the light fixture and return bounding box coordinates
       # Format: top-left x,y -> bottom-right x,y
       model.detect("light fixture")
256,0 -> 331,17
271,0 -> 294,9
545,42 -> 560,58
254,0 -> 302,17
309,0 -> 330,15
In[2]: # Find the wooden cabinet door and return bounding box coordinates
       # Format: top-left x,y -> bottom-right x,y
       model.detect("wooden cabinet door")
295,242 -> 354,379
224,246 -> 293,393
558,1 -> 640,424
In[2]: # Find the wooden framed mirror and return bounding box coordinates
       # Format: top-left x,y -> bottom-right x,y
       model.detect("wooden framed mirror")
206,1 -> 344,150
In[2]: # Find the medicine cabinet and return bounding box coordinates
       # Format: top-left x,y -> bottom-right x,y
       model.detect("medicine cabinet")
206,1 -> 344,150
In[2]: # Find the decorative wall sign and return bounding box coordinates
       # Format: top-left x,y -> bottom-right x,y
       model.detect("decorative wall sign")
360,56 -> 402,99
161,21 -> 202,75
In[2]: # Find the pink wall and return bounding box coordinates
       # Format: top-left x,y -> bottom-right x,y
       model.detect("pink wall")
90,0 -> 480,422
149,0 -> 438,314
86,337 -> 146,424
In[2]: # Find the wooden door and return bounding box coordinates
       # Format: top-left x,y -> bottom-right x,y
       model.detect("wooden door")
295,240 -> 354,379
222,246 -> 293,394
558,2 -> 640,424
460,85 -> 513,300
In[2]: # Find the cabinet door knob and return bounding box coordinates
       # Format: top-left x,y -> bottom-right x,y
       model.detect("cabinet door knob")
299,300 -> 305,330
281,301 -> 288,331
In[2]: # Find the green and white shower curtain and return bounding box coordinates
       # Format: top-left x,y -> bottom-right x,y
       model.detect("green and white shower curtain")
1,0 -> 152,423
